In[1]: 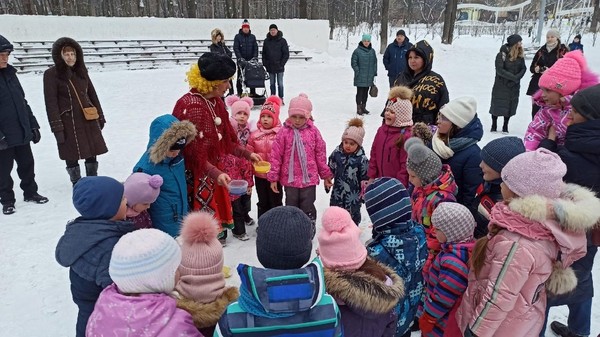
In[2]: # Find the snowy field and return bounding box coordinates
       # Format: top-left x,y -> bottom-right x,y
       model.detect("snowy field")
1,20 -> 600,336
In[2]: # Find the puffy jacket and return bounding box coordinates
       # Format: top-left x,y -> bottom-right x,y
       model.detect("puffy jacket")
233,30 -> 258,61
86,284 -> 203,337
489,44 -> 527,118
524,92 -> 571,151
267,119 -> 332,188
209,42 -> 233,58
222,118 -> 255,200
328,144 -> 369,224
0,65 -> 39,147
457,186 -> 600,337
368,125 -> 411,187
176,287 -> 239,337
262,30 -> 289,73
247,122 -> 282,179
383,38 -> 412,80
568,41 -> 584,52
526,43 -> 568,95
351,42 -> 377,87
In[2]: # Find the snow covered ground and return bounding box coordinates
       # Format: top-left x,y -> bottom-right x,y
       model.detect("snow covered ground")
1,22 -> 599,337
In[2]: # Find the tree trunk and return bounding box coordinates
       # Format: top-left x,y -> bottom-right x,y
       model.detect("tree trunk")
380,0 -> 389,53
299,0 -> 308,18
328,0 -> 334,39
186,0 -> 196,17
441,0 -> 458,44
592,0 -> 600,33
242,0 -> 249,18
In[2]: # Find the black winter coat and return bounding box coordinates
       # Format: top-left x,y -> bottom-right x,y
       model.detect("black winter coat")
489,44 -> 526,117
262,31 -> 289,73
526,43 -> 568,95
233,29 -> 258,61
0,65 -> 39,148
209,42 -> 233,59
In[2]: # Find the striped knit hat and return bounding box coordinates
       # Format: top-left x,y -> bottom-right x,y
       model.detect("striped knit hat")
431,203 -> 475,243
365,177 -> 412,231
110,228 -> 182,294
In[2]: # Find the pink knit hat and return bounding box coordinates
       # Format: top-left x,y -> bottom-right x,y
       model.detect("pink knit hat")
123,172 -> 163,207
538,51 -> 587,96
341,118 -> 365,146
501,148 -> 567,199
288,93 -> 313,119
175,211 -> 225,303
225,95 -> 253,117
386,86 -> 413,127
260,95 -> 282,126
318,206 -> 367,271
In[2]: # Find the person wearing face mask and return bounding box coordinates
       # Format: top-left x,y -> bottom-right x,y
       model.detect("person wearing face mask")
43,37 -> 108,186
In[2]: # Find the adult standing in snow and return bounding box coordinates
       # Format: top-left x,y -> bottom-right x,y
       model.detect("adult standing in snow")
393,40 -> 449,126
233,19 -> 259,96
262,24 -> 289,104
351,34 -> 377,115
383,30 -> 412,88
209,28 -> 234,96
489,34 -> 527,133
526,29 -> 568,119
43,37 -> 107,186
0,34 -> 48,215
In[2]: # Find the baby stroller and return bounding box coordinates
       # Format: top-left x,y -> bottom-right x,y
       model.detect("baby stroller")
239,59 -> 269,106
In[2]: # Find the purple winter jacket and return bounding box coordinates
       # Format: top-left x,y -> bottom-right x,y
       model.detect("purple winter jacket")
86,284 -> 203,337
368,124 -> 411,187
267,119 -> 332,188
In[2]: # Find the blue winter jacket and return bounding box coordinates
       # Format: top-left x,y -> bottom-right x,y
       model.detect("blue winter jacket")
328,144 -> 369,224
133,114 -> 189,237
233,29 -> 259,61
568,41 -> 584,53
383,38 -> 412,81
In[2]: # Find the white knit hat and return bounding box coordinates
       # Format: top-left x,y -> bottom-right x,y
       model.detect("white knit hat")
439,96 -> 477,128
109,228 -> 182,294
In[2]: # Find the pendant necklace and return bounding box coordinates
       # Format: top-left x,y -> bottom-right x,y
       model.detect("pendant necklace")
200,94 -> 223,141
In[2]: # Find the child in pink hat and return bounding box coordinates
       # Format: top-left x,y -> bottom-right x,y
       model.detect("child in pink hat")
318,206 -> 404,337
123,172 -> 163,229
524,50 -> 598,151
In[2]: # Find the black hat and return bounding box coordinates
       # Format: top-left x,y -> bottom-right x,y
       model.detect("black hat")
396,29 -> 406,37
507,34 -> 522,47
269,24 -> 278,30
197,52 -> 236,81
0,35 -> 14,53
256,206 -> 313,269
571,84 -> 600,121
575,34 -> 582,40
170,137 -> 187,150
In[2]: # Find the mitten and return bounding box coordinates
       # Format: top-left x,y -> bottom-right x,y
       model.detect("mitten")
54,131 -> 65,144
419,312 -> 437,334
32,129 -> 41,144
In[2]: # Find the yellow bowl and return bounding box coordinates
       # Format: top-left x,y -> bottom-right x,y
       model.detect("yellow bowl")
254,161 -> 271,174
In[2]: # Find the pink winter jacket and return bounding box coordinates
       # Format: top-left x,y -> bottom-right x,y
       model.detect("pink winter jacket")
86,284 -> 203,337
247,122 -> 282,179
223,119 -> 255,200
456,184 -> 600,337
524,93 -> 571,151
368,124 -> 411,187
267,119 -> 332,188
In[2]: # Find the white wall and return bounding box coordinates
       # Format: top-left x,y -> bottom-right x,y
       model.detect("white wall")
0,15 -> 329,52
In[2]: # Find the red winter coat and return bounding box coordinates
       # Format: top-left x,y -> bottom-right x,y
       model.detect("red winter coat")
368,124 -> 411,187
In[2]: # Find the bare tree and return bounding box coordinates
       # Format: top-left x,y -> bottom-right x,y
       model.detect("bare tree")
441,0 -> 458,44
592,0 -> 600,33
299,0 -> 308,18
380,0 -> 389,53
242,0 -> 249,18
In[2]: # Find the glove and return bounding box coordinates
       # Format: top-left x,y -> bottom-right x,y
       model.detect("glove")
54,131 -> 65,144
0,138 -> 8,151
419,312 -> 437,334
99,119 -> 105,130
32,129 -> 41,144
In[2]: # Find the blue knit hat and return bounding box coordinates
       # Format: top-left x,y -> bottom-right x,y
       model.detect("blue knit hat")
73,176 -> 124,219
362,34 -> 371,42
365,178 -> 412,231
480,136 -> 526,174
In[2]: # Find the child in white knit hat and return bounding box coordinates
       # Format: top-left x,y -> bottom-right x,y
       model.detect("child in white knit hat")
86,228 -> 202,337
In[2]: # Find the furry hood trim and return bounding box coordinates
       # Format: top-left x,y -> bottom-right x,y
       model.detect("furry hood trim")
149,120 -> 197,164
176,286 -> 239,329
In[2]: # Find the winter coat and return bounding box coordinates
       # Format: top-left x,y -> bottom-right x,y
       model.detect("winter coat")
262,30 -> 289,73
86,284 -> 203,337
133,114 -> 196,237
411,165 -> 458,274
489,44 -> 527,117
176,287 -> 239,337
367,219 -> 428,336
0,64 -> 40,148
540,119 -> 600,305
43,37 -> 107,161
394,40 -> 449,125
223,118 -> 255,201
526,43 -> 568,95
328,144 -> 369,224
247,122 -> 282,179
209,29 -> 233,58
368,125 -> 411,187
473,181 -> 502,239
215,259 -> 343,336
323,258 -> 404,337
568,41 -> 584,53
420,241 -> 474,337
383,38 -> 413,81
233,29 -> 258,61
125,209 -> 153,229
267,119 -> 332,188
351,42 -> 377,87
457,185 -> 600,337
55,218 -> 136,337
524,92 -> 571,151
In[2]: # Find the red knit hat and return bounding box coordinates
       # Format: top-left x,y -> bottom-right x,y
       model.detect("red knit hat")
318,206 -> 367,271
538,50 -> 587,96
241,19 -> 250,29
260,95 -> 282,126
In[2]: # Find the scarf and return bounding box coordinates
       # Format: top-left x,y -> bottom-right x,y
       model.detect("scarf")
546,41 -> 558,53
432,130 -> 479,160
288,127 -> 310,184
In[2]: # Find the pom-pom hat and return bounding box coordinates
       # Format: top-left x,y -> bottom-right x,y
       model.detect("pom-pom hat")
124,172 -> 163,207
242,19 -> 250,29
385,86 -> 413,127
260,95 -> 282,126
318,206 -> 367,271
405,137 -> 443,185
342,118 -> 365,146
288,93 -> 313,119
538,50 -> 588,96
225,95 -> 254,117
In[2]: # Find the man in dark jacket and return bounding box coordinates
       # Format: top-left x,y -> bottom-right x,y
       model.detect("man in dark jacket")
262,24 -> 289,103
233,19 -> 259,96
0,34 -> 48,215
383,30 -> 412,88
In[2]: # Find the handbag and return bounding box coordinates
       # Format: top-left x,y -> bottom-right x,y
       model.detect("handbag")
369,84 -> 378,98
69,80 -> 99,120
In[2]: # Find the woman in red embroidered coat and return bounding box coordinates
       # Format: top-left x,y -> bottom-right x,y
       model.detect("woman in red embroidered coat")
172,53 -> 261,244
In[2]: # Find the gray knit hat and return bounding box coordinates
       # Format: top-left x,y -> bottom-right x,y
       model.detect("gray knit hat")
431,203 -> 475,243
256,206 -> 313,270
480,136 -> 526,174
571,84 -> 600,121
405,137 -> 442,185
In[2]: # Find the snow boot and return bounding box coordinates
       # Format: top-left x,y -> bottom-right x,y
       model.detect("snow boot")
550,321 -> 585,337
66,165 -> 81,186
85,162 -> 98,177
24,193 -> 49,204
2,203 -> 15,215
362,104 -> 371,115
357,104 -> 364,115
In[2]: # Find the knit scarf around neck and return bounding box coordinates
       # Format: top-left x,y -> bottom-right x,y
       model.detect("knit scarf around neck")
432,130 -> 478,159
546,41 -> 558,52
289,126 -> 310,184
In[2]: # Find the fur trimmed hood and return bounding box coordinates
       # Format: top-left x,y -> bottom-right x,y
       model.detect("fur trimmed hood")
147,115 -> 197,164
323,258 -> 404,314
176,286 -> 239,329
211,28 -> 225,44
51,37 -> 87,79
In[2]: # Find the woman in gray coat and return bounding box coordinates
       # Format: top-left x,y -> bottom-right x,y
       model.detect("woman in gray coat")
351,34 -> 377,115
